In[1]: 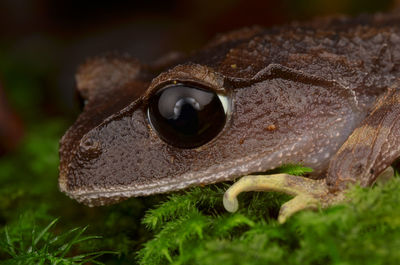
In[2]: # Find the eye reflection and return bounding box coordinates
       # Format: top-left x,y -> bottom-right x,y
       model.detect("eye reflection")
172,98 -> 200,119
148,84 -> 227,148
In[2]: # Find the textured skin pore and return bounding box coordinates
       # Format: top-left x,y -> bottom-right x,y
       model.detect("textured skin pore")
59,12 -> 400,206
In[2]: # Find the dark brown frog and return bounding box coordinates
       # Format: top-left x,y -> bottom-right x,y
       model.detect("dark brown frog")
59,12 -> 400,222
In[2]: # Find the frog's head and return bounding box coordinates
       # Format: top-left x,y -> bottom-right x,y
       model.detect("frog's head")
59,54 -> 359,206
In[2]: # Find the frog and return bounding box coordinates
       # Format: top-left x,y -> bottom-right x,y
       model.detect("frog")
59,11 -> 400,223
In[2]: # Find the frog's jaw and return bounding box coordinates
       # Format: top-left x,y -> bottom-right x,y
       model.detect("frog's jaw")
60,135 -> 330,207
60,154 -> 292,206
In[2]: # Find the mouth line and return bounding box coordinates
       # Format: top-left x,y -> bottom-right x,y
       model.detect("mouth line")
64,166 -> 250,206
62,139 -> 319,206
68,165 -> 312,200
63,152 -> 284,206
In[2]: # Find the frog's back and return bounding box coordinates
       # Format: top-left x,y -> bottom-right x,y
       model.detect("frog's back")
191,12 -> 400,109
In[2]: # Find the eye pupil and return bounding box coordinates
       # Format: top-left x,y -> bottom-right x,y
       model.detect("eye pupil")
148,84 -> 227,148
173,98 -> 200,119
173,102 -> 199,134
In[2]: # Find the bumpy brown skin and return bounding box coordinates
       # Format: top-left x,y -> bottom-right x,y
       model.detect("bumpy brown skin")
59,12 -> 400,206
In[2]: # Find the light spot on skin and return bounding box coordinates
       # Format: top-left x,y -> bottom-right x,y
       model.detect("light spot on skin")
240,167 -> 247,173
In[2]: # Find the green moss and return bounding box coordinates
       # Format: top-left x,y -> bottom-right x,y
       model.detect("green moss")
138,170 -> 400,265
1,217 -> 116,264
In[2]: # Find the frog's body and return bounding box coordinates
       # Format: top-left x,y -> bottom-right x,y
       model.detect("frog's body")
59,12 -> 400,221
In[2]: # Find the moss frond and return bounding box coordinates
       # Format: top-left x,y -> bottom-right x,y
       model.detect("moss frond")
142,186 -> 225,231
0,217 -> 116,264
265,163 -> 313,176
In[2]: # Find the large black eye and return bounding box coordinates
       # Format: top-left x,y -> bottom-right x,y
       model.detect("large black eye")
148,84 -> 228,148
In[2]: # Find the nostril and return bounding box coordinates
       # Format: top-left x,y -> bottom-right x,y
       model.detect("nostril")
81,138 -> 96,149
79,137 -> 102,158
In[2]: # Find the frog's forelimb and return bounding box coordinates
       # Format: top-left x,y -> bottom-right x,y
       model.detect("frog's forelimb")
223,174 -> 344,223
326,84 -> 400,191
223,166 -> 395,223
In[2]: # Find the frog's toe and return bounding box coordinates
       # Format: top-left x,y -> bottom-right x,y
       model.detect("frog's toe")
223,193 -> 239,213
223,174 -> 343,223
278,194 -> 319,223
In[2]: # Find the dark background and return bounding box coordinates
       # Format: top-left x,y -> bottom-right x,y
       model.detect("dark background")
0,0 -> 395,115
0,0 -> 396,154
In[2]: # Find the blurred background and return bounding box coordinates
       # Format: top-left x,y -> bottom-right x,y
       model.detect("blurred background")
0,0 -> 397,263
0,0 -> 397,155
